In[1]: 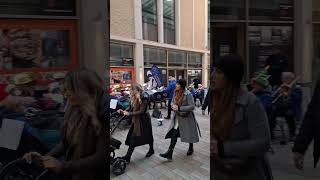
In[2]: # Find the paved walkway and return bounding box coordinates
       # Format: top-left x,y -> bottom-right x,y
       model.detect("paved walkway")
270,140 -> 320,180
110,107 -> 210,180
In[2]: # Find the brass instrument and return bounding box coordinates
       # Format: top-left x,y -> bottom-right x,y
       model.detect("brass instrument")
272,75 -> 300,104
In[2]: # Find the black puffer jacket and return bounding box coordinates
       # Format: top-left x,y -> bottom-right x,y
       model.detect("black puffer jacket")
293,77 -> 320,168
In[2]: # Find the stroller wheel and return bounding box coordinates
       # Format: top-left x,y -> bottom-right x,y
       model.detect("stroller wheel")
112,158 -> 126,176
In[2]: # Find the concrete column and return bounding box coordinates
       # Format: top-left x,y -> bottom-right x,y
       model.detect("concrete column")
134,0 -> 143,40
175,0 -> 181,46
158,0 -> 164,43
78,0 -> 108,78
295,0 -> 312,83
294,0 -> 313,112
192,0 -> 195,48
202,53 -> 209,88
204,0 -> 208,50
135,42 -> 145,84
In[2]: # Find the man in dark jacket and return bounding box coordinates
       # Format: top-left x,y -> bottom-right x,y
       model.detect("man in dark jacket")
201,87 -> 211,115
292,76 -> 320,169
163,76 -> 176,119
265,48 -> 288,89
192,78 -> 201,89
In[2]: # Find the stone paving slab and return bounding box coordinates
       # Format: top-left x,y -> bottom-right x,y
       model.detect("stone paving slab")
110,107 -> 210,180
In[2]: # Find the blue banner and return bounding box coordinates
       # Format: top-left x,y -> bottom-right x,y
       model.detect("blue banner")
150,65 -> 162,87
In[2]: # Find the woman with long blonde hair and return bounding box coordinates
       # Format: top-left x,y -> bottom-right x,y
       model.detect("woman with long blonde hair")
24,69 -> 107,180
117,83 -> 154,163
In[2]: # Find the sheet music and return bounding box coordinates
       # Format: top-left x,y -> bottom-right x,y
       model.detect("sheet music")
0,118 -> 25,150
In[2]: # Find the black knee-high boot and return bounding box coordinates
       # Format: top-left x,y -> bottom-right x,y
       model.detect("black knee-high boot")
120,146 -> 135,163
146,143 -> 155,157
187,143 -> 193,156
160,130 -> 178,160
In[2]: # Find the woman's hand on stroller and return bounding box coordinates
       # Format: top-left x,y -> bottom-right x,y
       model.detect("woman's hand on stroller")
23,152 -> 43,164
42,156 -> 63,173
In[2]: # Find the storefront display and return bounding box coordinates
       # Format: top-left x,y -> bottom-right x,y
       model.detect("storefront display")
110,67 -> 134,85
0,19 -> 78,74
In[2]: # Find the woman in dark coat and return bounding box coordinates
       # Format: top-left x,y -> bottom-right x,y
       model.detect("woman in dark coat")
159,79 -> 200,161
211,54 -> 273,180
118,83 -> 154,163
24,69 -> 107,180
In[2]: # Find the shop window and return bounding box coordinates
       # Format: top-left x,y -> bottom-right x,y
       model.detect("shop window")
188,53 -> 202,68
0,19 -> 77,73
248,25 -> 293,76
249,0 -> 293,21
168,50 -> 186,68
142,0 -> 158,42
144,47 -> 167,67
110,68 -> 134,84
110,43 -> 134,67
0,0 -> 76,16
163,0 -> 175,45
211,0 -> 245,20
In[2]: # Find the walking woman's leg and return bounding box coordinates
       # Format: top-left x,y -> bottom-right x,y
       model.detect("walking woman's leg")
160,129 -> 178,160
146,143 -> 155,157
187,143 -> 193,156
120,146 -> 135,163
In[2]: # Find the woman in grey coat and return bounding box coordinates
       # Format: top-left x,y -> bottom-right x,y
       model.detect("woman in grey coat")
211,54 -> 273,180
160,79 -> 201,161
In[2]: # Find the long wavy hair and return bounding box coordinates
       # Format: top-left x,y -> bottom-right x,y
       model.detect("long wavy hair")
175,79 -> 187,106
130,83 -> 143,108
63,69 -> 104,145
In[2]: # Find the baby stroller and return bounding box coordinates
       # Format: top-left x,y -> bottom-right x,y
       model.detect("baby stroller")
110,97 -> 131,129
0,158 -> 55,180
110,114 -> 127,176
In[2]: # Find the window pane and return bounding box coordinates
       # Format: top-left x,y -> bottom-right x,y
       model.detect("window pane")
249,0 -> 293,21
0,0 -> 75,16
314,0 -> 320,21
188,53 -> 202,68
144,47 -> 167,67
211,0 -> 245,20
164,0 -> 175,44
249,25 -> 293,76
142,0 -> 158,41
168,50 -> 186,67
110,43 -> 134,66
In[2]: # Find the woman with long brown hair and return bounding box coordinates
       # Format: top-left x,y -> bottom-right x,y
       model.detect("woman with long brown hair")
211,54 -> 273,180
23,69 -> 107,180
117,83 -> 154,163
160,79 -> 200,161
